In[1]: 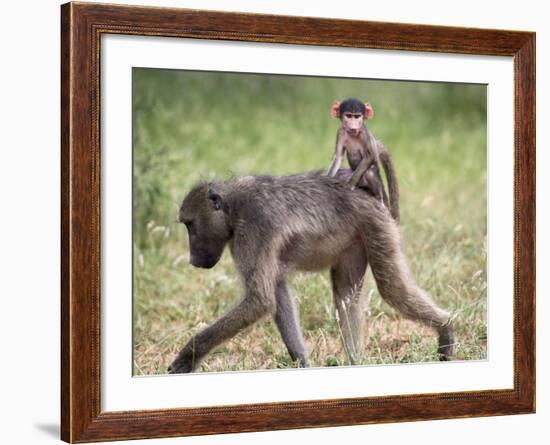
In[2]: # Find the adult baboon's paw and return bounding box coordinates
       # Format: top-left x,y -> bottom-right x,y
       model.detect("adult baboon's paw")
167,359 -> 194,374
437,320 -> 455,361
167,350 -> 198,374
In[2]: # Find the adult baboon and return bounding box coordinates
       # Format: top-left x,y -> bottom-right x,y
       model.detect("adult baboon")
168,172 -> 453,373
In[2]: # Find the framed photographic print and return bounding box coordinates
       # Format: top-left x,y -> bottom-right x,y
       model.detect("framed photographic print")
61,2 -> 535,442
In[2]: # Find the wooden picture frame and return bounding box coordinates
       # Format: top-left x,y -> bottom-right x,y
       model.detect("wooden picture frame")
61,2 -> 535,442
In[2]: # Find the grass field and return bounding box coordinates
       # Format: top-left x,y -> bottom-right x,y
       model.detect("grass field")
132,68 -> 487,375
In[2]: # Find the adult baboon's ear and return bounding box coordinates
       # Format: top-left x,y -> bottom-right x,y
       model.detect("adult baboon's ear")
207,189 -> 223,211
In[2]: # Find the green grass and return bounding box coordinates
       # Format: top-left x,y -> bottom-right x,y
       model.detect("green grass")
132,69 -> 487,375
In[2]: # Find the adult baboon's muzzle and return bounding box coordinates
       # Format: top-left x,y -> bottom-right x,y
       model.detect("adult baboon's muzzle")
190,253 -> 219,269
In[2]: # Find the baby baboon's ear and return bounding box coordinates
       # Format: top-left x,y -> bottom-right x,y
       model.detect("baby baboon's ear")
331,100 -> 341,119
364,102 -> 374,120
207,189 -> 223,211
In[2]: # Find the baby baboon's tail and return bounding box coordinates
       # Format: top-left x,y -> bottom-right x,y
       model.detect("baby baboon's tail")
379,147 -> 400,223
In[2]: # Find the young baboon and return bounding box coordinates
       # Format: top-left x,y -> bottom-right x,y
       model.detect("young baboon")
168,172 -> 453,373
327,98 -> 400,222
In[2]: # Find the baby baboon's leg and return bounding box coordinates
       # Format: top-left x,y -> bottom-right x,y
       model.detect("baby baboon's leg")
274,279 -> 310,367
363,210 -> 454,360
331,241 -> 368,364
365,167 -> 389,208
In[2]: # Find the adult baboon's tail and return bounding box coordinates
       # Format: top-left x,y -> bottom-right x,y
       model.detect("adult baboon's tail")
361,205 -> 454,359
379,148 -> 400,223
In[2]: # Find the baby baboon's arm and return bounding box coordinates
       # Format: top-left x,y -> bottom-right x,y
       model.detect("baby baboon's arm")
327,132 -> 346,177
347,152 -> 375,190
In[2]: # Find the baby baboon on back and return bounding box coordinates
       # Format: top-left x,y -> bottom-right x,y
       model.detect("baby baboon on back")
168,172 -> 453,373
327,98 -> 400,222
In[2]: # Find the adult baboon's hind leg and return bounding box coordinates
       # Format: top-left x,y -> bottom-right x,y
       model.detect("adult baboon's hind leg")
274,279 -> 310,367
363,210 -> 454,360
331,241 -> 368,365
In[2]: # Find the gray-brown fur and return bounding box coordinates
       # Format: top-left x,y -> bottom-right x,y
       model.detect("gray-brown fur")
168,172 -> 452,373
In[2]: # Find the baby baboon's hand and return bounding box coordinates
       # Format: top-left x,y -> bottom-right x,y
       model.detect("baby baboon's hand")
345,176 -> 357,191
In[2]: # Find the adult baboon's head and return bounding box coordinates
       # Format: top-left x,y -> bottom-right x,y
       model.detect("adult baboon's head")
178,183 -> 232,269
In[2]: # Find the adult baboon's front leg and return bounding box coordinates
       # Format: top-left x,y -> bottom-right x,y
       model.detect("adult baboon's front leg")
330,241 -> 368,365
274,279 -> 310,367
168,291 -> 273,374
